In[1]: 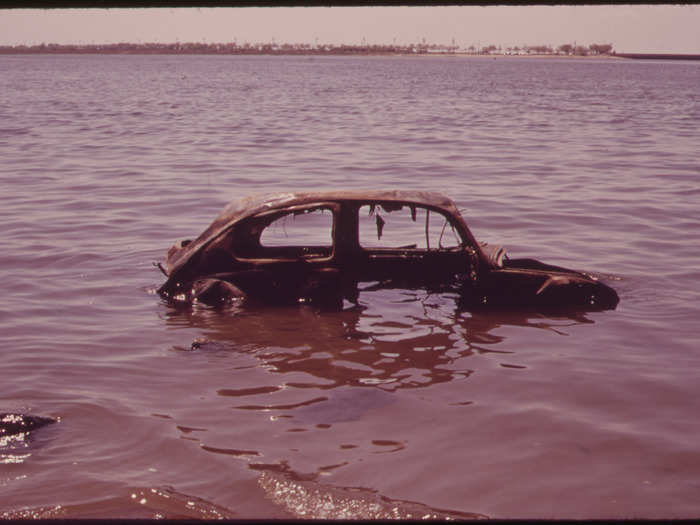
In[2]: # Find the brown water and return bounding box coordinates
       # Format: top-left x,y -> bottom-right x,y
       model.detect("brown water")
1,54 -> 699,519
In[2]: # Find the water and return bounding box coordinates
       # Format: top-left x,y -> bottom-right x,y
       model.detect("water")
1,54 -> 699,519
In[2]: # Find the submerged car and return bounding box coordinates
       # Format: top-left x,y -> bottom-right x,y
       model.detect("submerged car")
157,190 -> 619,311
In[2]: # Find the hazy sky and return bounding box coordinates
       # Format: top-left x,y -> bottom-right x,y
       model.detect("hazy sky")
1,5 -> 699,54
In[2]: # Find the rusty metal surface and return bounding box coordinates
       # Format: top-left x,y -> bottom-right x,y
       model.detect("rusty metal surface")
157,190 -> 619,311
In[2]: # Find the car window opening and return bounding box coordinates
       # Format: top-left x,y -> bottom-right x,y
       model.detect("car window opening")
359,204 -> 461,250
260,206 -> 333,248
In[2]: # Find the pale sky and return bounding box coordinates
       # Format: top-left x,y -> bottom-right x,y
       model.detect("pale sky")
1,5 -> 699,54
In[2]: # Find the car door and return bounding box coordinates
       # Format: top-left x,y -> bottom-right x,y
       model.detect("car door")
353,202 -> 474,285
230,203 -> 340,301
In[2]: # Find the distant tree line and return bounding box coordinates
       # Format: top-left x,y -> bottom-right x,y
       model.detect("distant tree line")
483,43 -> 613,56
0,41 -> 615,56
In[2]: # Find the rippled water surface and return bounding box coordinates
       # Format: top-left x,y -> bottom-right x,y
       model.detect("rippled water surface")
1,54 -> 699,519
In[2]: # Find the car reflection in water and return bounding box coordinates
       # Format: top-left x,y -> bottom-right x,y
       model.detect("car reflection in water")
159,287 -> 597,520
162,287 -> 595,394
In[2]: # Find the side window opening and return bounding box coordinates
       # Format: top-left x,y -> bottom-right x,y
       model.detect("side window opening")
358,203 -> 462,250
259,206 -> 333,248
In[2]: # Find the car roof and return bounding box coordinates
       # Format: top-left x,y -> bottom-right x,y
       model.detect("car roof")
165,190 -> 464,279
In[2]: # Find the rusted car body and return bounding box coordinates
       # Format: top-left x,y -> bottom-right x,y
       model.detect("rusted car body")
157,190 -> 619,311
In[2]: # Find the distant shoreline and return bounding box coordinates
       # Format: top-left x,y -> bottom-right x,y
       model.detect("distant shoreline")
0,44 -> 697,61
0,49 -> 620,59
0,42 -> 609,58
